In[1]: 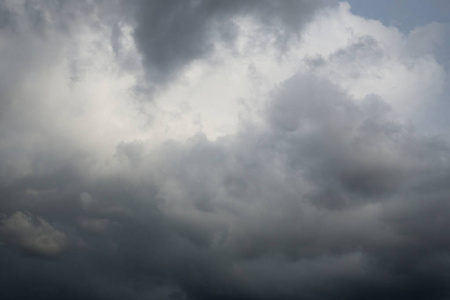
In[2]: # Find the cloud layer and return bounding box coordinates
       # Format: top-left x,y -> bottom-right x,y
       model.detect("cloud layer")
1,1 -> 450,300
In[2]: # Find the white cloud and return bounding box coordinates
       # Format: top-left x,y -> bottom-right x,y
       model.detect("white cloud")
142,1 -> 449,143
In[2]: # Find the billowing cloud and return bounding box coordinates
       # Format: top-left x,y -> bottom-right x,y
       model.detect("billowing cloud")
128,0 -> 332,85
1,1 -> 450,300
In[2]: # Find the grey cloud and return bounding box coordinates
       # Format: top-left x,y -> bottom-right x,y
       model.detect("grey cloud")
0,211 -> 68,257
2,1 -> 450,300
1,73 -> 450,299
304,35 -> 385,80
128,0 -> 332,86
58,76 -> 450,298
146,75 -> 450,299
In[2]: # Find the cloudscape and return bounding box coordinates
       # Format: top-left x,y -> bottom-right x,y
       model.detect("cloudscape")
1,1 -> 450,299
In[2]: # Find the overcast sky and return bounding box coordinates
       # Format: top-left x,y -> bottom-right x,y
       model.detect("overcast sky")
1,1 -> 450,299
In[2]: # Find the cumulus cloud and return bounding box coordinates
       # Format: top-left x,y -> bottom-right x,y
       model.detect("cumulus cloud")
1,1 -> 450,300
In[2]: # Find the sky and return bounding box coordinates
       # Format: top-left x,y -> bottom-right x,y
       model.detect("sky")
1,1 -> 450,299
348,0 -> 450,31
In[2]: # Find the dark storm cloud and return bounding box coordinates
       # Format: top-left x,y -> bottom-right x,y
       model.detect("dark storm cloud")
140,75 -> 450,299
128,0 -> 332,85
2,1 -> 450,300
3,69 -> 450,299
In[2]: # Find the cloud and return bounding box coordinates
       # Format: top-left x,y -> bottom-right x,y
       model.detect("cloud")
0,211 -> 68,257
1,1 -> 450,300
128,0 -> 332,85
125,73 -> 450,299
